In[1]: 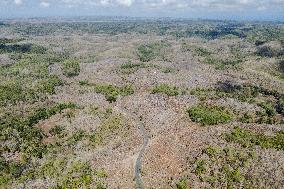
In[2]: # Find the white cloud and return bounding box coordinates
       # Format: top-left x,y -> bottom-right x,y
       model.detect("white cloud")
59,0 -> 133,7
117,0 -> 133,6
40,1 -> 50,7
19,0 -> 282,11
14,0 -> 23,5
100,0 -> 110,6
2,0 -> 283,19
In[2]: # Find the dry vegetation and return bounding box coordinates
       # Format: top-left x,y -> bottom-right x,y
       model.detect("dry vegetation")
0,18 -> 283,189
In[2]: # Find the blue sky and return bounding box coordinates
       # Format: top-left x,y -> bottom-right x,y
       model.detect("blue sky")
0,0 -> 284,21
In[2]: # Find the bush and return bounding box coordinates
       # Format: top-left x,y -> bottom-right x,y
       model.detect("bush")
96,182 -> 107,189
89,115 -> 124,146
0,102 -> 76,162
0,38 -> 24,44
93,84 -> 134,102
49,125 -> 65,136
0,54 -> 65,106
95,169 -> 107,177
181,42 -> 191,52
204,56 -> 223,66
0,81 -> 25,105
136,42 -> 169,62
257,102 -> 276,117
256,45 -> 277,57
204,56 -> 241,70
137,44 -> 157,62
188,104 -> 233,125
0,76 -> 63,106
39,159 -> 93,188
28,103 -> 76,126
279,59 -> 284,73
120,62 -> 146,74
176,179 -> 187,189
67,130 -> 86,145
37,75 -> 63,94
63,59 -> 80,77
276,97 -> 284,115
89,133 -> 103,146
79,80 -> 89,86
151,84 -> 180,96
120,62 -> 144,69
0,43 -> 46,54
0,158 -> 24,187
30,44 -> 47,54
224,127 -> 284,150
194,47 -> 212,56
194,146 -> 256,188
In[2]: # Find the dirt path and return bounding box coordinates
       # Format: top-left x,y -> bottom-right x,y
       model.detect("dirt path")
119,109 -> 149,189
135,120 -> 149,189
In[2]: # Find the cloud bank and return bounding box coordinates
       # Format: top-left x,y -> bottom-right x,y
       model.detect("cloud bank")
0,0 -> 283,20
2,0 -> 283,9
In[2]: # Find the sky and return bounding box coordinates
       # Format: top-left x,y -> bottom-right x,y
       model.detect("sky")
0,0 -> 284,21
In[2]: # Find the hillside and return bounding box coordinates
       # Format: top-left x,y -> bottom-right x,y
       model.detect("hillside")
0,19 -> 284,189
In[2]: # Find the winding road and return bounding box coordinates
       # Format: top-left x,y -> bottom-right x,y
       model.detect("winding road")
119,108 -> 149,188
135,120 -> 149,189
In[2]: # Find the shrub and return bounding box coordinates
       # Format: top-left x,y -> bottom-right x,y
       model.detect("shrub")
224,127 -> 284,150
0,38 -> 24,44
256,45 -> 277,57
36,159 -> 94,188
137,42 -> 169,62
93,84 -> 134,102
96,182 -> 107,189
151,84 -> 180,96
0,81 -> 25,105
195,159 -> 207,176
120,62 -> 146,74
204,56 -> 223,66
63,59 -> 80,77
176,179 -> 187,189
161,67 -> 175,73
276,97 -> 284,115
255,40 -> 266,46
67,130 -> 86,145
49,125 -> 65,136
0,76 -> 63,106
204,56 -> 241,70
79,80 -> 89,86
0,42 -> 47,54
0,159 -> 24,187
181,42 -> 191,52
279,59 -> 284,73
30,44 -> 47,54
194,47 -> 212,56
194,146 -> 256,188
89,115 -> 124,146
95,169 -> 107,177
89,133 -> 103,146
239,112 -> 256,123
137,44 -> 157,62
37,75 -> 63,94
28,103 -> 76,126
58,161 -> 93,188
120,62 -> 144,69
0,102 -> 76,161
0,56 -> 64,106
257,102 -> 276,117
188,104 -> 233,125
